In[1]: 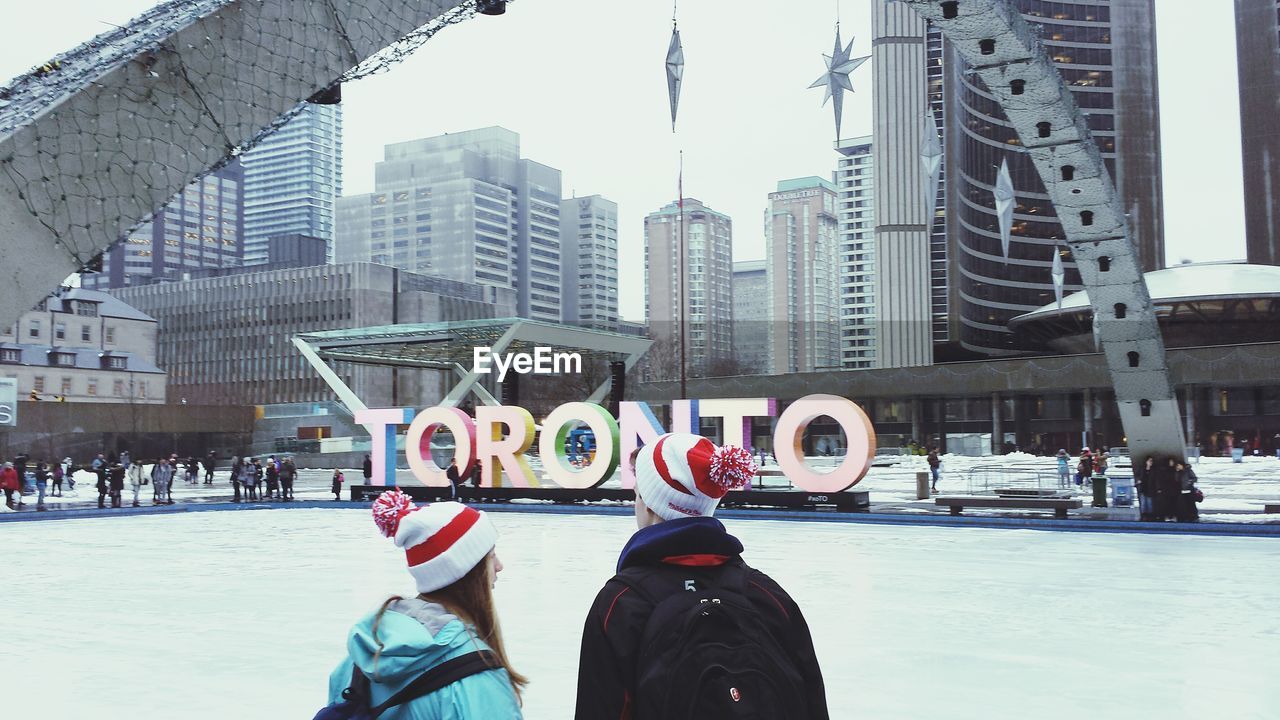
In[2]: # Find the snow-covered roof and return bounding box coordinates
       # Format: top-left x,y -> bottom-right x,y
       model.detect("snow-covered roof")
1015,263 -> 1280,321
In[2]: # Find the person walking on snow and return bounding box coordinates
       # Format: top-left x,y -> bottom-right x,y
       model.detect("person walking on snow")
927,447 -> 942,493
331,468 -> 344,501
108,462 -> 125,508
1,462 -> 18,509
574,433 -> 829,719
1056,449 -> 1071,489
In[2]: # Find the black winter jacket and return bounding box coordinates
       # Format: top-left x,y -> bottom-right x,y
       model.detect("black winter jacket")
574,517 -> 829,719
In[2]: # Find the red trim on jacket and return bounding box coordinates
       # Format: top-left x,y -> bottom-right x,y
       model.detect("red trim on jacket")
602,586 -> 631,633
661,553 -> 731,566
750,580 -> 790,620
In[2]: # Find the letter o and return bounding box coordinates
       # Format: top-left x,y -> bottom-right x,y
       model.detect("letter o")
773,394 -> 876,492
538,402 -> 619,489
405,407 -> 476,487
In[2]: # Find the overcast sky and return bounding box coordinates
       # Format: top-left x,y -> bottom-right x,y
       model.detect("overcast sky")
0,1 -> 1246,321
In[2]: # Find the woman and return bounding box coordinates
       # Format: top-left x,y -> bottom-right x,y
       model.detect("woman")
1055,450 -> 1070,489
0,461 -> 18,509
1174,460 -> 1200,523
322,492 -> 525,718
331,468 -> 344,501
1077,449 -> 1094,489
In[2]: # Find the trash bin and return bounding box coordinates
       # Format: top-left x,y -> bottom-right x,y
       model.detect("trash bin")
916,471 -> 931,500
1110,475 -> 1135,508
1091,475 -> 1108,508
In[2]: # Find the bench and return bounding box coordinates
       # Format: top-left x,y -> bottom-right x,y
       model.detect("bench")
935,495 -> 1084,519
1265,504 -> 1280,514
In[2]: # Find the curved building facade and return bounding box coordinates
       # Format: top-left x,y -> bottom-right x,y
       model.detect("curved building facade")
947,0 -> 1163,355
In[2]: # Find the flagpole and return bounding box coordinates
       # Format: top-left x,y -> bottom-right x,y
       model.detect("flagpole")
678,149 -> 686,400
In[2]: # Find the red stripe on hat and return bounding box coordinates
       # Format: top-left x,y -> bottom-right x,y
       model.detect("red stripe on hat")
405,506 -> 481,568
687,437 -> 723,498
651,435 -> 693,495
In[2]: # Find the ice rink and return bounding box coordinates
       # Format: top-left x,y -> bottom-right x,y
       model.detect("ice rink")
4,508 -> 1278,719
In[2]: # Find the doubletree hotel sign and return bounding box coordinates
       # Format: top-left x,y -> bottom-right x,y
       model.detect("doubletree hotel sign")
357,394 -> 876,493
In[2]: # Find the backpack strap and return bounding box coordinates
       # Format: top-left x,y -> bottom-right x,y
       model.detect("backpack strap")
368,650 -> 500,718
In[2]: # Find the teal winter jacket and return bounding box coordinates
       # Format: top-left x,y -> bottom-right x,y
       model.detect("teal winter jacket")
326,597 -> 522,720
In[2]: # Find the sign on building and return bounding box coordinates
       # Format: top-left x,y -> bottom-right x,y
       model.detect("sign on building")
0,377 -> 16,427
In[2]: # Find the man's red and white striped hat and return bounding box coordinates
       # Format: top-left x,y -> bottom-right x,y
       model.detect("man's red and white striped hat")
371,492 -> 497,593
635,433 -> 757,521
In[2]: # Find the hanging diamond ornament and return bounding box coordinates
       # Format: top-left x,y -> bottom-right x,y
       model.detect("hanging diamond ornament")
994,158 -> 1015,260
809,27 -> 869,138
1051,246 -> 1065,309
666,24 -> 684,132
920,111 -> 942,216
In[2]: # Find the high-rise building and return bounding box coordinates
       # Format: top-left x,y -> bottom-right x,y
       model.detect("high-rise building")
335,127 -> 562,323
765,177 -> 840,374
871,2 -> 935,368
644,198 -> 734,378
731,260 -> 768,374
835,137 -> 877,369
83,160 -> 244,290
1236,0 -> 1280,266
241,104 -> 343,266
942,0 -> 1165,355
560,195 -> 619,330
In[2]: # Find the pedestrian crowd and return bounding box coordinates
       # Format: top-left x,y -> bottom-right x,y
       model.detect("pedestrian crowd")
227,455 -> 298,502
1135,455 -> 1202,523
315,432 -> 829,720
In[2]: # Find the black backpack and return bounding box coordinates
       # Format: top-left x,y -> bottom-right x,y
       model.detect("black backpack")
619,563 -> 810,720
313,650 -> 497,720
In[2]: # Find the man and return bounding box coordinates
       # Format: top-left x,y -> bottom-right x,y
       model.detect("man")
445,458 -> 462,500
280,457 -> 296,500
575,433 -> 828,719
204,452 -> 217,485
362,454 -> 373,483
127,459 -> 146,508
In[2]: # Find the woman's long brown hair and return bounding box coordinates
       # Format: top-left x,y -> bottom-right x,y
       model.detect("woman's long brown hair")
369,552 -> 528,702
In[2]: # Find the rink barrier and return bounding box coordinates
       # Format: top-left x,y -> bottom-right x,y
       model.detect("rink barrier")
346,484 -> 872,513
3,498 -> 1279,538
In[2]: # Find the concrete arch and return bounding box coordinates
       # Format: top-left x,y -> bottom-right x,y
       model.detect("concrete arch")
904,0 -> 1185,461
0,0 -> 471,326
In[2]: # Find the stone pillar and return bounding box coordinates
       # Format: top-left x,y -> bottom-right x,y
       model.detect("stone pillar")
1083,388 -> 1094,449
991,392 -> 1003,455
911,397 -> 923,444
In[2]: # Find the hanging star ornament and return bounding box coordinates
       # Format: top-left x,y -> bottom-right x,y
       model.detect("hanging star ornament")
994,158 -> 1016,260
920,111 -> 943,216
809,27 -> 869,139
1051,246 -> 1065,309
666,25 -> 684,132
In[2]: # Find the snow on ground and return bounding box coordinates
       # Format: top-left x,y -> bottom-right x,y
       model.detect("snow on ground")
3,509 -> 1277,719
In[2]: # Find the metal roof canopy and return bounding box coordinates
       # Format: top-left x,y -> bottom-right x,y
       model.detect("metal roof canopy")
292,318 -> 652,414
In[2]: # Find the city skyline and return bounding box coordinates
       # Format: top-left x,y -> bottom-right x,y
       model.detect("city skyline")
0,0 -> 1250,323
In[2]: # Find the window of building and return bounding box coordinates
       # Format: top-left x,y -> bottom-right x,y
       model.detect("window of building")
76,302 -> 98,317
33,375 -> 45,393
87,378 -> 98,396
113,379 -> 125,397
104,326 -> 115,344
0,348 -> 19,363
81,325 -> 91,342
55,322 -> 66,340
50,352 -> 75,367
28,321 -> 40,338
106,356 -> 127,370
138,382 -> 147,399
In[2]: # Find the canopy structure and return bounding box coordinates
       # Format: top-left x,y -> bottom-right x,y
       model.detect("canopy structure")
293,318 -> 652,412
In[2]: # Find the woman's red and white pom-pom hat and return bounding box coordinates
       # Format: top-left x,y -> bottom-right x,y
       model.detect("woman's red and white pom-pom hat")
371,491 -> 497,594
635,433 -> 757,522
